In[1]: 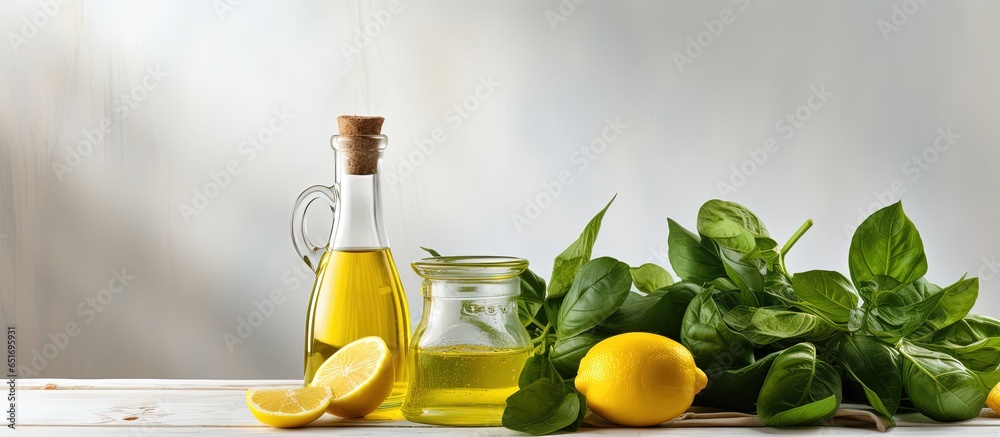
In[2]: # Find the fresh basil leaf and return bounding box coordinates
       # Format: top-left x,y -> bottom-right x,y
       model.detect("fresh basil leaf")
765,395 -> 840,427
551,330 -> 609,378
917,276 -> 979,334
599,282 -> 701,339
868,280 -> 948,343
712,288 -> 746,313
935,315 -> 1000,345
519,268 -> 547,305
747,270 -> 785,307
972,365 -> 1000,391
863,274 -> 903,304
518,269 -> 549,331
557,257 -> 632,339
875,277 -> 939,309
696,199 -> 773,260
722,305 -> 754,331
921,315 -> 1000,373
547,195 -> 615,300
752,236 -> 781,270
702,238 -> 764,307
791,270 -> 860,325
898,341 -> 987,422
762,270 -> 798,305
597,290 -> 657,334
707,276 -> 739,292
519,300 -> 545,331
681,288 -> 754,371
419,246 -> 442,257
757,343 -> 842,427
564,389 -> 587,432
639,282 -> 701,339
722,306 -> 839,346
840,336 -> 902,423
848,307 -> 866,333
695,349 -> 781,412
933,316 -> 1000,388
667,218 -> 727,283
848,201 -> 927,287
857,281 -> 878,305
629,263 -> 674,293
502,379 -> 582,435
857,275 -> 901,307
519,354 -> 561,388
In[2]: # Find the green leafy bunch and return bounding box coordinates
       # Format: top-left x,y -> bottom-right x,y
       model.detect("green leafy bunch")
501,197 -> 997,434
669,199 -> 991,426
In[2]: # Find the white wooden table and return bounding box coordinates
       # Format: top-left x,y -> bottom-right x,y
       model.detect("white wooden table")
16,379 -> 1000,436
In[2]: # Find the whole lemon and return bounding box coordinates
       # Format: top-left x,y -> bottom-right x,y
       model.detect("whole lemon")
987,381 -> 1000,415
575,332 -> 708,427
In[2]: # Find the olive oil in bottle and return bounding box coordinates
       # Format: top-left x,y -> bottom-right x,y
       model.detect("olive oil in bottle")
303,248 -> 409,405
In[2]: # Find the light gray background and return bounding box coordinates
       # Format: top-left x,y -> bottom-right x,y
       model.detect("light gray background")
2,0 -> 999,379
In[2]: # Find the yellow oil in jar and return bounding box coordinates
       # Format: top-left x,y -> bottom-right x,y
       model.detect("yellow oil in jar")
402,345 -> 530,426
303,248 -> 410,407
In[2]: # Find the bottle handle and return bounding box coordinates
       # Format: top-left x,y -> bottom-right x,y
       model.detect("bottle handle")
291,184 -> 339,272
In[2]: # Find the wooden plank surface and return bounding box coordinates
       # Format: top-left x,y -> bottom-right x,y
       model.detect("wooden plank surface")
16,379 -> 1000,436
18,378 -> 482,436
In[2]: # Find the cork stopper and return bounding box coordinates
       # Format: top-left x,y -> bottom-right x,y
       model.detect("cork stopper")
336,115 -> 384,175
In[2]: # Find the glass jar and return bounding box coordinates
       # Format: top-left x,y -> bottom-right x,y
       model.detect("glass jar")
402,256 -> 532,426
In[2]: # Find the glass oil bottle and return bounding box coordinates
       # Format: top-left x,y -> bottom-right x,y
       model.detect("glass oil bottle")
291,116 -> 410,407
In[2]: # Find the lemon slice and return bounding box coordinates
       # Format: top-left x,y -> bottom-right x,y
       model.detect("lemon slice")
246,386 -> 332,428
309,336 -> 395,418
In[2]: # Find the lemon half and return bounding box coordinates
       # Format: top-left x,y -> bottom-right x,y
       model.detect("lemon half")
309,336 -> 395,418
